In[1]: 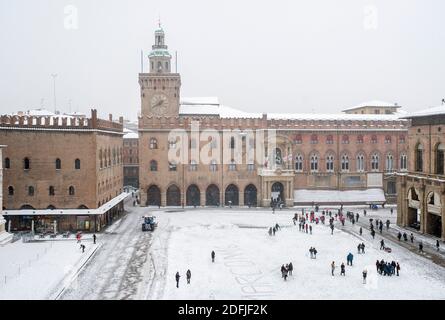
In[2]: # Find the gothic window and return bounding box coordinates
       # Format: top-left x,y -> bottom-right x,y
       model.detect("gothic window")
386,154 -> 394,172
342,135 -> 349,144
371,135 -> 378,144
210,159 -> 218,172
326,154 -> 334,172
371,153 -> 379,171
228,159 -> 237,171
356,154 -> 365,172
310,135 -> 318,144
310,154 -> 319,172
326,135 -> 333,144
295,155 -> 303,171
357,135 -> 364,144
399,135 -> 406,144
341,154 -> 349,172
400,154 -> 407,171
150,138 -> 158,149
385,135 -> 392,144
295,134 -> 302,144
169,161 -> 177,171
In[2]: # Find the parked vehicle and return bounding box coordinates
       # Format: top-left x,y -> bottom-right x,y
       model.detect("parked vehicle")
142,215 -> 157,232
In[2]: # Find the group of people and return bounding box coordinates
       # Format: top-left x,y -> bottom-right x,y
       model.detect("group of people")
280,263 -> 293,281
309,247 -> 318,259
268,223 -> 281,236
376,259 -> 400,276
175,269 -> 192,288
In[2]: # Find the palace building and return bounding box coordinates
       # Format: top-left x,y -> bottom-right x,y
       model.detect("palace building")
138,26 -> 409,208
0,109 -> 126,233
397,105 -> 445,240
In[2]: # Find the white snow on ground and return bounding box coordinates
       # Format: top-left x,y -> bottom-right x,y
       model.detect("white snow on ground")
151,209 -> 445,300
0,239 -> 98,299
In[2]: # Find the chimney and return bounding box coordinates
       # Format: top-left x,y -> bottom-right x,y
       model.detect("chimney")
91,109 -> 97,128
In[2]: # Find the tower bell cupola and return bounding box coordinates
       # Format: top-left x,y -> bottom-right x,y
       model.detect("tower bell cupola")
148,23 -> 172,73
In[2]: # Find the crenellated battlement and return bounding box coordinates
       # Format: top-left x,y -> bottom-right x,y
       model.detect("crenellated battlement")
138,114 -> 408,132
0,109 -> 123,133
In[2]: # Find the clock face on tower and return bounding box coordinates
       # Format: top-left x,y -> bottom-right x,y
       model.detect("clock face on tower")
150,94 -> 169,115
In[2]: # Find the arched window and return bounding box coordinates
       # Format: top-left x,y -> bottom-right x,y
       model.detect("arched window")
356,154 -> 365,172
357,135 -> 364,144
341,154 -> 349,172
169,161 -> 177,171
400,154 -> 407,171
310,135 -> 318,144
385,135 -> 392,144
189,160 -> 198,171
150,138 -> 158,149
229,137 -> 235,149
310,154 -> 318,172
28,186 -> 34,196
8,186 -> 14,196
435,143 -> 444,175
150,160 -> 158,171
326,154 -> 334,172
295,154 -> 303,172
69,186 -> 75,196
371,135 -> 378,144
386,154 -> 394,172
294,134 -> 302,144
371,153 -> 379,171
75,159 -> 81,170
210,159 -> 218,171
228,159 -> 237,171
4,157 -> 10,169
326,135 -> 334,144
399,135 -> 406,144
415,144 -> 423,172
24,157 -> 30,170
49,186 -> 55,196
55,158 -> 61,170
342,135 -> 349,144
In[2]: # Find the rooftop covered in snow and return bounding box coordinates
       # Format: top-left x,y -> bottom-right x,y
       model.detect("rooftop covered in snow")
402,105 -> 445,119
342,100 -> 401,112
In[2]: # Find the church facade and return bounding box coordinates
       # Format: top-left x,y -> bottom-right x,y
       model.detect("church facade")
138,26 -> 409,208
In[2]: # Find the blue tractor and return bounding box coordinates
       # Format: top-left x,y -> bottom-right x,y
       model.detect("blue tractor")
142,215 -> 157,232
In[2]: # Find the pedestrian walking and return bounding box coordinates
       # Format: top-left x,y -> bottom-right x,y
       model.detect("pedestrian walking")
371,229 -> 375,239
359,227 -> 362,236
93,234 -> 97,244
419,242 -> 424,253
361,243 -> 365,254
410,233 -> 414,243
309,225 -> 312,234
211,250 -> 216,262
331,261 -> 335,276
175,272 -> 180,288
397,232 -> 402,241
186,269 -> 191,284
330,224 -> 334,235
288,262 -> 293,276
347,253 -> 353,266
403,232 -> 408,241
340,263 -> 346,276
380,239 -> 385,250
396,263 -> 400,276
436,240 -> 440,252
80,244 -> 85,253
362,269 -> 367,284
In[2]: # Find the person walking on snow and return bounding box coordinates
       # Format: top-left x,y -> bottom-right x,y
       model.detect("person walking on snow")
330,224 -> 334,235
396,263 -> 400,276
211,250 -> 216,262
347,253 -> 353,266
340,263 -> 346,276
361,243 -> 366,254
93,234 -> 97,244
371,229 -> 375,239
386,220 -> 390,230
186,269 -> 191,284
331,261 -> 336,276
309,225 -> 312,234
436,240 -> 440,252
419,242 -> 424,253
362,269 -> 367,284
175,272 -> 180,288
403,232 -> 408,241
313,248 -> 317,259
380,239 -> 385,250
397,232 -> 402,241
288,262 -> 293,276
410,233 -> 414,243
359,227 -> 363,236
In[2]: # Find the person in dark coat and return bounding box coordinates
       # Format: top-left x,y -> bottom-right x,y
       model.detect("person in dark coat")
397,232 -> 402,241
361,243 -> 365,254
288,262 -> 293,276
436,240 -> 440,251
376,260 -> 380,273
357,243 -> 361,254
419,242 -> 423,253
396,263 -> 400,276
410,233 -> 414,243
347,253 -> 353,266
211,250 -> 216,262
380,239 -> 385,250
330,224 -> 334,235
340,263 -> 346,276
186,269 -> 191,284
371,230 -> 375,239
175,272 -> 180,288
359,227 -> 362,236
93,234 -> 97,244
386,220 -> 390,230
313,248 -> 317,259
362,269 -> 367,284
403,232 -> 408,241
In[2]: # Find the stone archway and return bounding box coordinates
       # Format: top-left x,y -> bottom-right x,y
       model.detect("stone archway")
186,184 -> 201,207
147,185 -> 161,206
206,184 -> 220,206
271,182 -> 284,203
225,184 -> 239,206
166,185 -> 181,206
244,184 -> 257,207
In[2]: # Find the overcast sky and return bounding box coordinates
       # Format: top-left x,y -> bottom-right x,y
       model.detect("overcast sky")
0,0 -> 444,121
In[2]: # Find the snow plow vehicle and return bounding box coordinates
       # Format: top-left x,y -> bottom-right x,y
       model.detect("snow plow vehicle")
142,215 -> 157,232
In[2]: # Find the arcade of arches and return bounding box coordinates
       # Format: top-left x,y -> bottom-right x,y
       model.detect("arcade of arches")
145,183 -> 260,207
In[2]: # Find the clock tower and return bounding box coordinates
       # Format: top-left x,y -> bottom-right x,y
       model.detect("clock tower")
139,24 -> 181,117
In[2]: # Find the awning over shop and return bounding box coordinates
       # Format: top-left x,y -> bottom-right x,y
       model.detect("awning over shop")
2,192 -> 130,216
